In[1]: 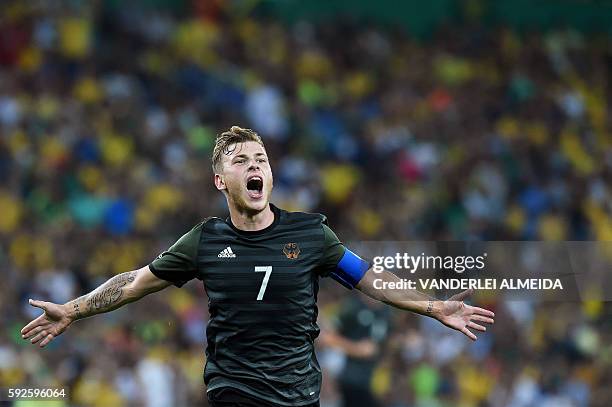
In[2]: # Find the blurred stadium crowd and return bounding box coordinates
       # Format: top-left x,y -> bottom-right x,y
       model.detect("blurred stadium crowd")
1,1 -> 611,406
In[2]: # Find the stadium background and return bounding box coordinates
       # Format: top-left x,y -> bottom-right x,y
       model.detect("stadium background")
1,0 -> 611,405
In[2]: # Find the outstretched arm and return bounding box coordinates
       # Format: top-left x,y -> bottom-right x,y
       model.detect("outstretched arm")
21,266 -> 171,347
356,269 -> 494,341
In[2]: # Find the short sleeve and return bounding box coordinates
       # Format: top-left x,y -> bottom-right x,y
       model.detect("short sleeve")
149,222 -> 204,287
318,222 -> 370,289
318,223 -> 346,277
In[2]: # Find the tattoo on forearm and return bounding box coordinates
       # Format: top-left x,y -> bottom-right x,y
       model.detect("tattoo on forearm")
73,302 -> 81,319
85,271 -> 137,312
66,294 -> 88,320
426,300 -> 434,314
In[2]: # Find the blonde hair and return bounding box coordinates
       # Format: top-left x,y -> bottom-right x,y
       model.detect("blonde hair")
212,126 -> 264,173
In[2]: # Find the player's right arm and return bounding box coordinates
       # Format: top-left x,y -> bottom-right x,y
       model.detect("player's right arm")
21,266 -> 171,348
22,220 -> 205,348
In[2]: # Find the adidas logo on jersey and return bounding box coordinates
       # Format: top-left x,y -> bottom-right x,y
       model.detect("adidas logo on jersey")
218,246 -> 237,258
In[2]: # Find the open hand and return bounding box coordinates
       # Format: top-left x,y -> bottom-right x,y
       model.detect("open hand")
21,299 -> 73,348
436,289 -> 495,341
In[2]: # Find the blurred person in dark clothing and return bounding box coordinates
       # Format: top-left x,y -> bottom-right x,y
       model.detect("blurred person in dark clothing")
321,296 -> 392,407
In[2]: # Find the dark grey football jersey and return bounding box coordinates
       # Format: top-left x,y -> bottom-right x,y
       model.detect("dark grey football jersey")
149,204 -> 346,406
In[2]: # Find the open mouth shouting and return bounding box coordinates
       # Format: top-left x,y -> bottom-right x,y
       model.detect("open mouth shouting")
246,174 -> 264,200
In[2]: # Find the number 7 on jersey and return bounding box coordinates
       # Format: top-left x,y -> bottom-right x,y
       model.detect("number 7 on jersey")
255,266 -> 272,300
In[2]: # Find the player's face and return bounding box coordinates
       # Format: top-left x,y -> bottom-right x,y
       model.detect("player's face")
215,141 -> 273,214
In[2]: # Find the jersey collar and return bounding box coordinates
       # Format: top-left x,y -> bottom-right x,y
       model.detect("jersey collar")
225,203 -> 281,236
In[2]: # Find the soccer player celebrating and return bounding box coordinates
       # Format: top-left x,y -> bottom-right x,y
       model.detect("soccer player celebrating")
22,126 -> 494,407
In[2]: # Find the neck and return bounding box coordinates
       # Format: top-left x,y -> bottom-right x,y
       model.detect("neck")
228,203 -> 275,232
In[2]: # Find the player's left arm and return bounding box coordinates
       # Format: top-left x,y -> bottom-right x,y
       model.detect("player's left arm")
319,222 -> 494,341
356,268 -> 494,341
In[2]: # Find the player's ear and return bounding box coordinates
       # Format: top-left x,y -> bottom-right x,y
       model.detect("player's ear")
214,173 -> 226,191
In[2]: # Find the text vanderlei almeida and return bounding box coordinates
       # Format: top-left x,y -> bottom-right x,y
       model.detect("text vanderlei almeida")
370,253 -> 564,291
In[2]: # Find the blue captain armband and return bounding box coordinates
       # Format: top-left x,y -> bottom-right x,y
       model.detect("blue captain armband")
329,248 -> 370,289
